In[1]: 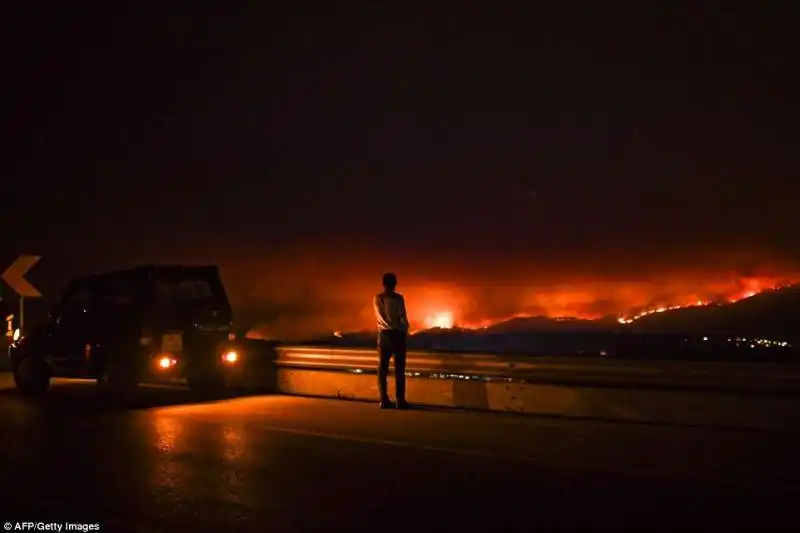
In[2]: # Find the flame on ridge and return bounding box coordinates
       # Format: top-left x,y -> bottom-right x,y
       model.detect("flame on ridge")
415,279 -> 796,332
616,283 -> 788,324
246,274 -> 798,340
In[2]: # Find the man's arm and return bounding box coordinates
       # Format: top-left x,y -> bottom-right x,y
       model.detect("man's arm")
399,295 -> 409,332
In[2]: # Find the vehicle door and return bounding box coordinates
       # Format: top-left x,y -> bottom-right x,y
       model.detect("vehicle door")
94,276 -> 141,351
48,280 -> 95,374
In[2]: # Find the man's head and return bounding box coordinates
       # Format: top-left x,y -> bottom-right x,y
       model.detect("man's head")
382,272 -> 397,291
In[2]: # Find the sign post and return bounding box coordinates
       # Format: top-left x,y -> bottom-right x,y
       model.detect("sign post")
1,255 -> 43,337
4,313 -> 12,347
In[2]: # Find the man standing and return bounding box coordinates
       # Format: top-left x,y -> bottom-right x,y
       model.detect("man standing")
373,272 -> 410,409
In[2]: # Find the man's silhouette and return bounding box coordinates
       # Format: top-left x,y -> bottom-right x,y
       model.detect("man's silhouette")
373,272 -> 409,409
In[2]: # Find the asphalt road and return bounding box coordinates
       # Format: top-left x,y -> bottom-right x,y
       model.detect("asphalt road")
0,374 -> 798,532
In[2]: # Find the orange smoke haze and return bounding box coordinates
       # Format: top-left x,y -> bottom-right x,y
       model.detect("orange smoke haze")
208,245 -> 799,340
243,275 -> 796,339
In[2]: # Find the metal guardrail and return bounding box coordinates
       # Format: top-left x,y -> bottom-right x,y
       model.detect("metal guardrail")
275,345 -> 800,394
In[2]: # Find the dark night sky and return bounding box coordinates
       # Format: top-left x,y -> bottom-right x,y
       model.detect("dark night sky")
1,3 -> 798,335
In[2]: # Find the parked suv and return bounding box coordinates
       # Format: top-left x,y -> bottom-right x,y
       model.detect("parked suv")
10,265 -> 243,398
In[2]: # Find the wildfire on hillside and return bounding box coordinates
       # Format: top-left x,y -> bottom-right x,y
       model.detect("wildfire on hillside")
244,274 -> 798,340
615,279 -> 791,325
412,277 -> 796,333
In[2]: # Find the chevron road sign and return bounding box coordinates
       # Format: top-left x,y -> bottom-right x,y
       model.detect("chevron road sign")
1,255 -> 42,336
1,254 -> 42,298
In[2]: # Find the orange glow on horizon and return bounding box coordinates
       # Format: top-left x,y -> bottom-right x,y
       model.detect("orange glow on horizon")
243,273 -> 798,340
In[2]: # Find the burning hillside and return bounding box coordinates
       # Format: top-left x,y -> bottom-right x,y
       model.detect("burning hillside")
617,278 -> 794,324
405,277 -> 798,335
243,271 -> 798,340
397,276 -> 797,334
302,282 -> 800,360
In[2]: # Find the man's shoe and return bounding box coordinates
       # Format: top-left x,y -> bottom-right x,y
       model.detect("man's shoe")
380,399 -> 394,409
395,399 -> 410,410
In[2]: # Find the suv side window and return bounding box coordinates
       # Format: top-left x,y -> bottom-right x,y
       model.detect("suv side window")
59,283 -> 93,322
155,280 -> 213,305
99,278 -> 137,311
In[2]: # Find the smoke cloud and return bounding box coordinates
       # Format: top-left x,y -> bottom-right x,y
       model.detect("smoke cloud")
214,244 -> 799,340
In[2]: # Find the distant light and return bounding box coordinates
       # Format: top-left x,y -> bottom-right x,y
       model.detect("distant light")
222,350 -> 239,364
703,336 -> 708,341
333,331 -> 343,338
12,328 -> 20,342
425,311 -> 455,329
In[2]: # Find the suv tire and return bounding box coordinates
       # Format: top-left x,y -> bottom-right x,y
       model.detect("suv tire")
14,357 -> 50,397
101,361 -> 139,404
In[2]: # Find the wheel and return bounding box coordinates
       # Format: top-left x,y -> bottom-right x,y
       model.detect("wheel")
14,357 -> 51,397
100,361 -> 139,403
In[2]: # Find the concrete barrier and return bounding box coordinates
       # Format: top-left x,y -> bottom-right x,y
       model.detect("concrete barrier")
4,340 -> 800,431
275,346 -> 800,431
